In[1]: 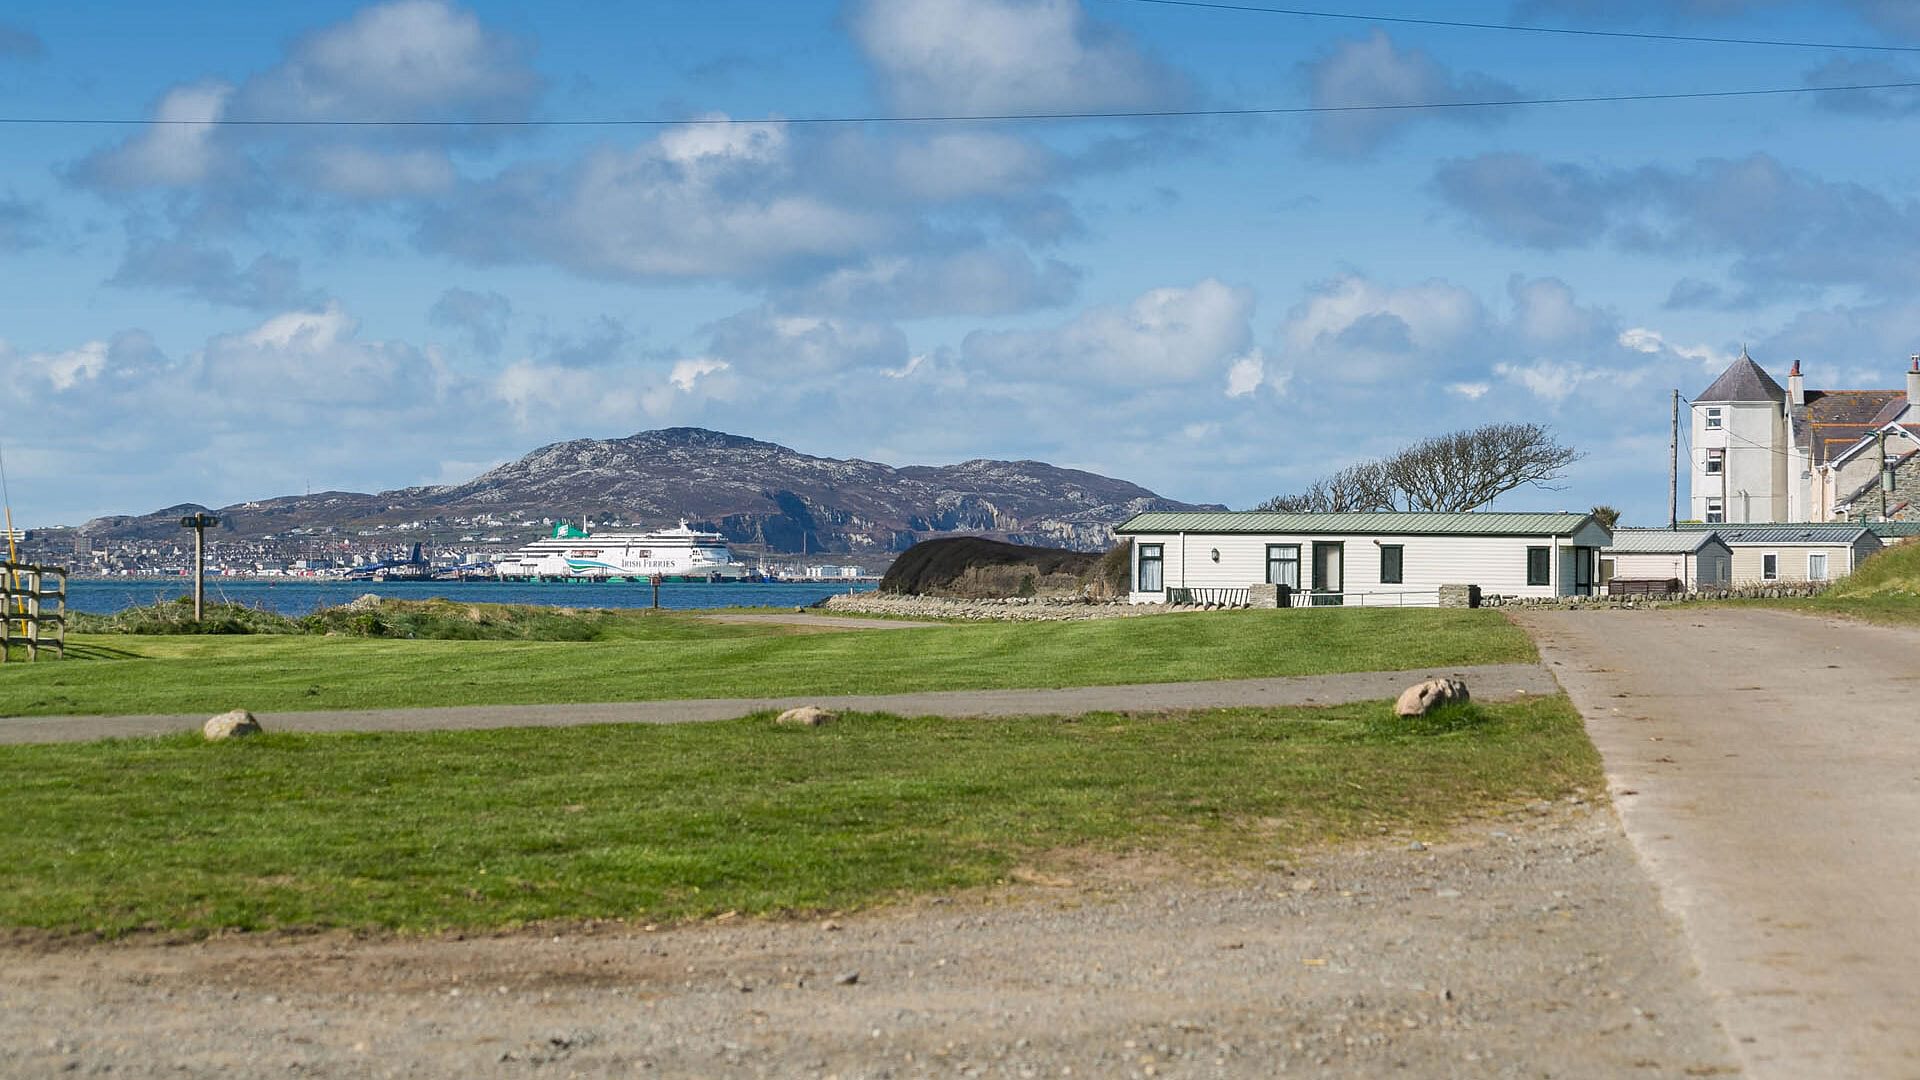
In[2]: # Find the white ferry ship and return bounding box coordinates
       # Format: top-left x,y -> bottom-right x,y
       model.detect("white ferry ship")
495,521 -> 751,581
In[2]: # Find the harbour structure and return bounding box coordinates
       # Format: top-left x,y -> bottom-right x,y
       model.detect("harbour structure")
496,521 -> 750,582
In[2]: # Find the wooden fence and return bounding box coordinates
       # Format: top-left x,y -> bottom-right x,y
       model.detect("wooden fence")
1,561 -> 67,662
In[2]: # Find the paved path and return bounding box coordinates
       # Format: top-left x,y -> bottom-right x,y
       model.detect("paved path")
1515,607 -> 1920,1079
0,663 -> 1554,745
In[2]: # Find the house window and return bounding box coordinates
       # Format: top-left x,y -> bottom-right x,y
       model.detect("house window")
1705,407 -> 1723,430
1265,544 -> 1299,589
1706,449 -> 1724,475
1379,544 -> 1404,585
1706,498 -> 1724,524
1137,543 -> 1164,592
1526,546 -> 1551,586
1808,552 -> 1828,581
1762,552 -> 1778,580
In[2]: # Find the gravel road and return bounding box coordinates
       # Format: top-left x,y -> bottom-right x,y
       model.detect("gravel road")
1517,606 -> 1920,1079
0,663 -> 1557,744
1,802 -> 1735,1078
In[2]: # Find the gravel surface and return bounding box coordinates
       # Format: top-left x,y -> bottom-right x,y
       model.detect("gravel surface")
1,803 -> 1736,1078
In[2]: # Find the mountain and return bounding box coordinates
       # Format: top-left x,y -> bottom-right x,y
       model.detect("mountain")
79,428 -> 1221,553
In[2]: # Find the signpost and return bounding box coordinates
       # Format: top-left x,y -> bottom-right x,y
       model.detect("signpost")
179,512 -> 220,621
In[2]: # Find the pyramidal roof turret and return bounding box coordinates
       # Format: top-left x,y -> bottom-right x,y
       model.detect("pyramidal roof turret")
1696,347 -> 1785,403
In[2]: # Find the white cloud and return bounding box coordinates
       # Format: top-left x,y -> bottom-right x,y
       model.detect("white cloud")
881,354 -> 929,380
1446,381 -> 1490,399
1301,31 -> 1518,158
777,248 -> 1079,318
1493,359 -> 1635,403
1225,350 -> 1267,397
425,118 -> 895,281
198,302 -> 449,408
668,357 -> 729,391
886,132 -> 1055,201
849,0 -> 1185,114
704,308 -> 909,376
1278,274 -> 1486,383
12,340 -> 109,391
1618,326 -> 1734,372
301,145 -> 456,197
74,81 -> 234,189
234,0 -> 538,122
70,1 -> 538,203
965,278 -> 1256,383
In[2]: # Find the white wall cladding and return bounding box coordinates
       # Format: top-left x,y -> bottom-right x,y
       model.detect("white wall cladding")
1126,531 -> 1598,604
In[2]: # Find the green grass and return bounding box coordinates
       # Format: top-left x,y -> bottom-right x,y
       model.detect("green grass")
0,607 -> 1533,717
1772,539 -> 1920,626
0,696 -> 1597,935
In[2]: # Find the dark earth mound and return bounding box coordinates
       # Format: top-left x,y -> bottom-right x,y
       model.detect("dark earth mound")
879,537 -> 1102,596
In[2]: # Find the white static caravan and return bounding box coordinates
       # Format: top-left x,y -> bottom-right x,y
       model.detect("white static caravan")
1113,511 -> 1613,607
1708,525 -> 1882,584
1602,530 -> 1733,591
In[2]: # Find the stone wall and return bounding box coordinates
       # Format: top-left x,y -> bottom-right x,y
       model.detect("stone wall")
1838,451 -> 1920,522
823,593 -> 1166,622
1480,581 -> 1829,610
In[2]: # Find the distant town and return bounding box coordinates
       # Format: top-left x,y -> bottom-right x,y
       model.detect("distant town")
3,516 -> 877,582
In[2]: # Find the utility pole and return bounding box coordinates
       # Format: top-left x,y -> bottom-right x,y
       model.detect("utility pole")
1879,430 -> 1891,521
179,512 -> 220,621
1669,389 -> 1680,529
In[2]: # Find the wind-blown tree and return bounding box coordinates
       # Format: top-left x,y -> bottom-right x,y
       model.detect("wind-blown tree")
1589,504 -> 1622,530
1257,422 -> 1583,513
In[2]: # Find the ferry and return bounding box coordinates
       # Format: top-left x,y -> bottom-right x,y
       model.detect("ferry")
495,521 -> 751,582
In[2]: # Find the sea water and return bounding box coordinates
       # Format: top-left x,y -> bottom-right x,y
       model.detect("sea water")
68,578 -> 877,616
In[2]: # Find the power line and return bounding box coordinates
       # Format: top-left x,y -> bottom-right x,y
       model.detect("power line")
1104,0 -> 1920,53
3,79 -> 1918,129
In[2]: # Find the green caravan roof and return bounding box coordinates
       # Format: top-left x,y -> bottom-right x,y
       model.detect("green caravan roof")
1115,511 -> 1598,537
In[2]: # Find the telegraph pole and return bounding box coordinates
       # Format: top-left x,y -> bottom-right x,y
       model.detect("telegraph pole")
1669,389 -> 1680,529
179,512 -> 220,621
1880,430 -> 1891,521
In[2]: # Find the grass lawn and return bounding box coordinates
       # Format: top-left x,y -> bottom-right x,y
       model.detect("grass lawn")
0,607 -> 1534,717
1757,540 -> 1920,626
0,696 -> 1597,935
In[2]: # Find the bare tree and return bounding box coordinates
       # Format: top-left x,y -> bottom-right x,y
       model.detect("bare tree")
1256,461 -> 1393,512
1256,423 -> 1582,513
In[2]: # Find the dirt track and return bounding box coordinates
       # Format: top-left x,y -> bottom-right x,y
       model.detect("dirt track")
0,663 -> 1557,744
0,803 -> 1734,1078
1518,606 -> 1920,1079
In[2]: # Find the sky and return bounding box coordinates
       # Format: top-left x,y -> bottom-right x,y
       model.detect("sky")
6,0 -> 1920,528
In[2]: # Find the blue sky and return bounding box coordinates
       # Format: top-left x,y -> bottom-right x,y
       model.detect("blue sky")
7,0 -> 1920,527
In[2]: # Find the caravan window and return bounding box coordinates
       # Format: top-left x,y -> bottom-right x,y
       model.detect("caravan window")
1265,545 -> 1300,589
1379,544 -> 1404,585
1137,544 -> 1164,592
1526,547 -> 1551,586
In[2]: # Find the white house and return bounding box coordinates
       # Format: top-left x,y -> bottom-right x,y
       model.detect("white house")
1690,350 -> 1920,524
1603,530 -> 1733,591
1113,511 -> 1612,607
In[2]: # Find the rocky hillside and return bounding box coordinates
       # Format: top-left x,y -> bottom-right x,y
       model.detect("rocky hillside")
80,428 -> 1217,553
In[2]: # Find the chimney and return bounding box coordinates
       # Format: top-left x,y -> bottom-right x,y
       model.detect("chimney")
1909,355 -> 1920,409
1788,359 -> 1805,407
